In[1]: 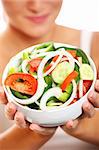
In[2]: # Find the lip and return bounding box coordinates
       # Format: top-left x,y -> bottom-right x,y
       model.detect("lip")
26,14 -> 49,24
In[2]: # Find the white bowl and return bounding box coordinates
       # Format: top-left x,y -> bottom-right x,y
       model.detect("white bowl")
2,43 -> 97,127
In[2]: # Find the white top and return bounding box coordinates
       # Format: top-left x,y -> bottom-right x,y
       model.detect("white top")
0,30 -> 98,149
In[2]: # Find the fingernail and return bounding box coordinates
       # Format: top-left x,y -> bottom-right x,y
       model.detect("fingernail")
30,124 -> 44,132
95,81 -> 99,91
66,121 -> 73,129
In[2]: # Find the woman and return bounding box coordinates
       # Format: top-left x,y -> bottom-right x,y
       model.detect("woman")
0,0 -> 99,149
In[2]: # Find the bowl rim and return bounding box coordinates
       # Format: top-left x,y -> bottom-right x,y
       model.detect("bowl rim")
2,42 -> 97,113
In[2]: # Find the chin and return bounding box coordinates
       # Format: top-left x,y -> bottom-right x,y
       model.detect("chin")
24,28 -> 50,39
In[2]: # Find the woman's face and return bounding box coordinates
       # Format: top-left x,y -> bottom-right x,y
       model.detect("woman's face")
2,0 -> 63,38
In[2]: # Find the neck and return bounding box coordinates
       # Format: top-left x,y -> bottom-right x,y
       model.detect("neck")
2,24 -> 57,50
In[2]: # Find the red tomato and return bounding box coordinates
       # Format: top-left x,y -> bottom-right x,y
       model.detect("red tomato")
61,71 -> 78,91
66,50 -> 76,58
29,58 -> 42,72
52,55 -> 59,62
83,80 -> 93,95
29,65 -> 35,73
44,56 -> 59,73
5,73 -> 38,95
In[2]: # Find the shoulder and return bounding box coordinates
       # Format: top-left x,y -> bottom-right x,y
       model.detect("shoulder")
54,25 -> 81,47
57,25 -> 80,34
91,32 -> 99,41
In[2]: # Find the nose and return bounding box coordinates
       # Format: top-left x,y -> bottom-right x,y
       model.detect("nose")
27,0 -> 43,13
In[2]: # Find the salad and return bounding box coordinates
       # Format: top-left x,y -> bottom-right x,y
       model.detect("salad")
4,42 -> 94,111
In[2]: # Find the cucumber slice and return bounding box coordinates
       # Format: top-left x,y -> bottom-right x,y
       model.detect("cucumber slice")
47,100 -> 62,106
80,64 -> 94,80
47,97 -> 62,106
52,61 -> 73,84
58,92 -> 70,102
65,83 -> 73,94
58,83 -> 73,102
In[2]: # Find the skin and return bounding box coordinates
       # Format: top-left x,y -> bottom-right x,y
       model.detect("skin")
0,0 -> 99,149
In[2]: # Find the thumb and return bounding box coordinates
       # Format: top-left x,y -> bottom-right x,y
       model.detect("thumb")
0,86 -> 8,104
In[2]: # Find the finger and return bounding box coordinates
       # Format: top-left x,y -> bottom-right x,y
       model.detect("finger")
0,86 -> 8,104
82,101 -> 95,118
88,90 -> 99,108
29,124 -> 56,135
62,120 -> 79,131
5,102 -> 17,120
14,111 -> 27,128
95,80 -> 99,92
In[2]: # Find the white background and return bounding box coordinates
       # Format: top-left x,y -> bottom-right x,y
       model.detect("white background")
0,0 -> 99,32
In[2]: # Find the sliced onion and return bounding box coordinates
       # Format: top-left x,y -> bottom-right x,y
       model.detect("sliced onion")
76,57 -> 83,98
38,49 -> 75,78
74,59 -> 81,67
44,53 -> 63,77
21,59 -> 37,79
21,59 -> 30,74
79,80 -> 83,98
40,80 -> 77,111
60,57 -> 68,62
21,52 -> 51,78
40,87 -> 63,111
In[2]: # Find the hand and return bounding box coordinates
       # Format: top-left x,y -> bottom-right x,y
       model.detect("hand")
0,86 -> 57,136
61,79 -> 99,131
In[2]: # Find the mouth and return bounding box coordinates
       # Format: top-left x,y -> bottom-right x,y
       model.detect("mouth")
26,14 -> 49,24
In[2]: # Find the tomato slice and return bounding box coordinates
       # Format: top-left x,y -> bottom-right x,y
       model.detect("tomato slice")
5,73 -> 38,95
83,80 -> 93,95
66,50 -> 76,58
29,65 -> 35,73
44,55 -> 59,73
29,58 -> 42,72
52,55 -> 59,62
61,71 -> 78,91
